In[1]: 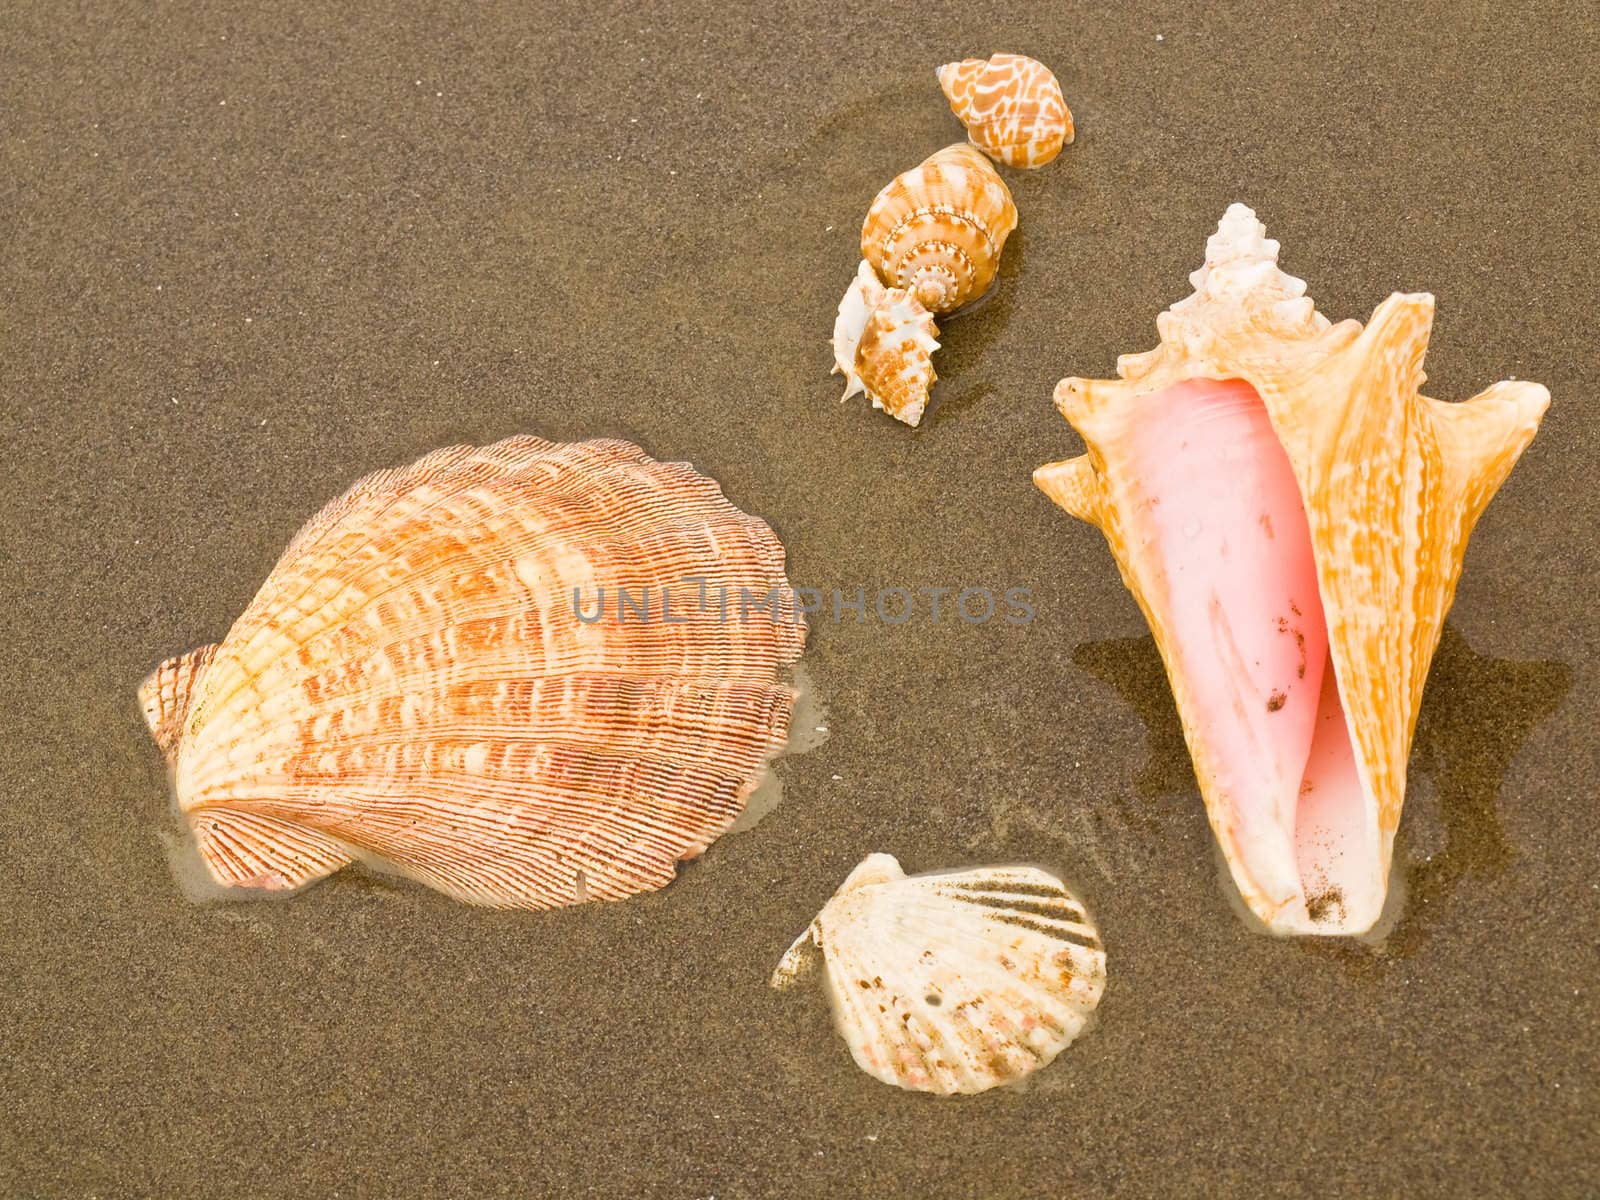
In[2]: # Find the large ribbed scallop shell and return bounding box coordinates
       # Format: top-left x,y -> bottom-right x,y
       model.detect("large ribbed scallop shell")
772,853 -> 1106,1095
1035,204 -> 1549,936
138,436 -> 805,908
937,53 -> 1074,170
860,143 -> 1018,316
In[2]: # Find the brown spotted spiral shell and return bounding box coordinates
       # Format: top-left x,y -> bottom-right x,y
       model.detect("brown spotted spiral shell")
938,53 -> 1074,170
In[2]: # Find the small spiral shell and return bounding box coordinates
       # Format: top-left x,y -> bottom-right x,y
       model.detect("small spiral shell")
860,142 -> 1018,316
831,261 -> 940,427
854,290 -> 940,427
938,53 -> 1074,170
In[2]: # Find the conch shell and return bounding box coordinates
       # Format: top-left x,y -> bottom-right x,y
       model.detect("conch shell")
139,436 -> 805,908
937,53 -> 1074,170
773,853 -> 1106,1095
861,142 -> 1018,316
1035,204 -> 1549,936
831,260 -> 941,427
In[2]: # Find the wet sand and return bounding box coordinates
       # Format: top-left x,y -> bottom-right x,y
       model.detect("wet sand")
3,2 -> 1597,1195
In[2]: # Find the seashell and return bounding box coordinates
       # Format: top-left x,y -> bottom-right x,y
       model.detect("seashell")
860,142 -> 1018,316
1034,203 -> 1550,936
830,258 -> 886,401
832,261 -> 943,427
937,53 -> 1074,170
854,289 -> 940,427
772,853 -> 1106,1094
138,436 -> 805,908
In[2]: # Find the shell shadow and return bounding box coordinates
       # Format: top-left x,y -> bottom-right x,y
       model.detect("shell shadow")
777,77 -> 954,225
1071,633 -> 1193,801
1386,623 -> 1572,956
789,77 -> 957,180
1070,623 -> 1572,955
925,226 -> 1024,423
939,226 -> 1024,356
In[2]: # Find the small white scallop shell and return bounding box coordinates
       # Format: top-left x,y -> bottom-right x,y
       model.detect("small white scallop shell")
772,853 -> 1106,1094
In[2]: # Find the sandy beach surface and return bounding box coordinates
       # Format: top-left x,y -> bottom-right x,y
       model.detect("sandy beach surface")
3,2 -> 1596,1195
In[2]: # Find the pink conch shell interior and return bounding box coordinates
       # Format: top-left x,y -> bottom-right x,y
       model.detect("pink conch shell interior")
1128,378 -> 1375,920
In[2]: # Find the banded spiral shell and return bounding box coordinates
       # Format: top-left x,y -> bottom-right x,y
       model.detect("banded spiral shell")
938,53 -> 1074,170
831,260 -> 942,427
860,142 -> 1018,316
773,854 -> 1106,1094
138,436 -> 805,908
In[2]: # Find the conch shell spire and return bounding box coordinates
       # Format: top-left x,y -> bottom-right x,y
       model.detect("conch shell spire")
1037,203 -> 1549,936
1162,203 -> 1328,341
1116,203 -> 1340,389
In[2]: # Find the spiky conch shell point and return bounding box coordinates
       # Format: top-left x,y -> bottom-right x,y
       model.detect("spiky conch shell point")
860,142 -> 1018,316
772,853 -> 1106,1095
937,53 -> 1074,170
1034,204 -> 1549,936
138,436 -> 805,908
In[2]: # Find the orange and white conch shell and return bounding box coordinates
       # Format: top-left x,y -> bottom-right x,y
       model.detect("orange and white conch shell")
937,53 -> 1074,170
831,260 -> 941,427
139,436 -> 805,908
860,142 -> 1018,316
1034,203 -> 1549,936
773,853 -> 1106,1095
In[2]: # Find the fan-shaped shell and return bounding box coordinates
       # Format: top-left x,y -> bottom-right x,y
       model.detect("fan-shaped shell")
860,142 -> 1018,316
937,53 -> 1074,170
138,436 -> 806,908
1035,204 -> 1550,936
772,854 -> 1106,1095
